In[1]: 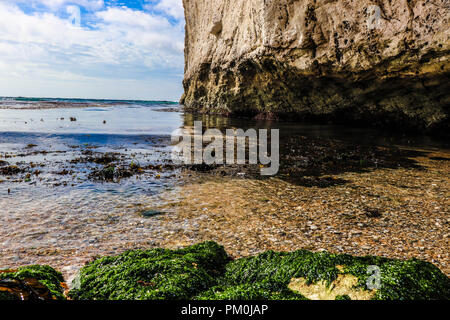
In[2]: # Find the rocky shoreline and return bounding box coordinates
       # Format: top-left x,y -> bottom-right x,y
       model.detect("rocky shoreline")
1,242 -> 449,300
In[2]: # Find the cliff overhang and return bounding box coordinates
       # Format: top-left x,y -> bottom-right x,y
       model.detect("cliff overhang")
181,0 -> 450,132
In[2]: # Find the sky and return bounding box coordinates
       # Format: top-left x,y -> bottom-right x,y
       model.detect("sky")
0,0 -> 185,101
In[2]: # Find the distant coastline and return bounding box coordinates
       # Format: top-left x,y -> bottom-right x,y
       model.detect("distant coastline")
0,97 -> 179,110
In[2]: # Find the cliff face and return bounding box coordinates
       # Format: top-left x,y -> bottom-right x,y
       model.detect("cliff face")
181,0 -> 450,131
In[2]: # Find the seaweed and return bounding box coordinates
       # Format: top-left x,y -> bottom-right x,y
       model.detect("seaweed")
195,283 -> 307,300
88,165 -> 134,181
68,241 -> 230,300
68,242 -> 450,300
213,250 -> 450,300
0,265 -> 65,300
0,165 -> 26,175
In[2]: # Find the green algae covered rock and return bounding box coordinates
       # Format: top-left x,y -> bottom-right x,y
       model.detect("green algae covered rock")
68,241 -> 230,300
68,242 -> 450,300
0,265 -> 65,300
199,250 -> 450,300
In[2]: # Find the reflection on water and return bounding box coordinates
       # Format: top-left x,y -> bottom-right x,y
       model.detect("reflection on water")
183,113 -> 450,150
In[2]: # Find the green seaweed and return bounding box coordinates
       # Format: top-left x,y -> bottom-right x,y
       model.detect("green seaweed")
0,265 -> 65,300
335,295 -> 351,300
0,291 -> 19,300
195,283 -> 307,300
216,250 -> 450,300
68,242 -> 450,300
68,241 -> 230,300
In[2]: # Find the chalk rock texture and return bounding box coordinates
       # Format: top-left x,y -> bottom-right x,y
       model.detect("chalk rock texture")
181,0 -> 450,131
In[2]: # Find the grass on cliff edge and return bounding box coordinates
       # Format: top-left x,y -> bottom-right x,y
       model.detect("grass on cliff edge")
67,241 -> 450,300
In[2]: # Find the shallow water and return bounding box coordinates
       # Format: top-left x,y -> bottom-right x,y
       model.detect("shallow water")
0,102 -> 181,135
0,100 -> 187,278
1,98 -> 449,281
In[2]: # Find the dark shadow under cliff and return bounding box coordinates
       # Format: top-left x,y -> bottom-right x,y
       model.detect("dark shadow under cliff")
182,56 -> 450,137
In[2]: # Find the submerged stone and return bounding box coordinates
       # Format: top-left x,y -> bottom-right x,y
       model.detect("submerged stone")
140,209 -> 165,218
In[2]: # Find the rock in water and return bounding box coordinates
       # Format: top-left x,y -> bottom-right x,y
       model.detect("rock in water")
181,0 -> 449,133
68,241 -> 230,300
0,266 -> 66,300
68,241 -> 450,300
140,209 -> 165,218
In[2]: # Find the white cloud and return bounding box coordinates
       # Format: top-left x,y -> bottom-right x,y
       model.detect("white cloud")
0,1 -> 185,100
151,0 -> 184,20
1,0 -> 105,11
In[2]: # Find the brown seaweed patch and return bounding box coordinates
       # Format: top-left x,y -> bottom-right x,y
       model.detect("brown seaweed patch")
0,165 -> 26,175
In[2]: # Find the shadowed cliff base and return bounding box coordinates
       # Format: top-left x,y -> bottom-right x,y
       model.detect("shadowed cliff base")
179,113 -> 435,188
181,59 -> 450,135
177,131 -> 429,189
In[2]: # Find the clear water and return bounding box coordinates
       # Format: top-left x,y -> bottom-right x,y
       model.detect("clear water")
0,97 -> 448,281
0,99 -> 186,279
0,100 -> 181,135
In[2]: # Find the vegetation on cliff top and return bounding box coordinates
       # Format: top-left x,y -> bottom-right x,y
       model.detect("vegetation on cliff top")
67,242 -> 450,300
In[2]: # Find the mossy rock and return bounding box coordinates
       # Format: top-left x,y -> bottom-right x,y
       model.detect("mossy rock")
204,250 -> 450,300
0,265 -> 65,300
68,242 -> 450,300
195,283 -> 307,300
68,241 -> 230,300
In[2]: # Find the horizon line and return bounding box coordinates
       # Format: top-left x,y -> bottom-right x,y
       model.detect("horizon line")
0,96 -> 179,103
